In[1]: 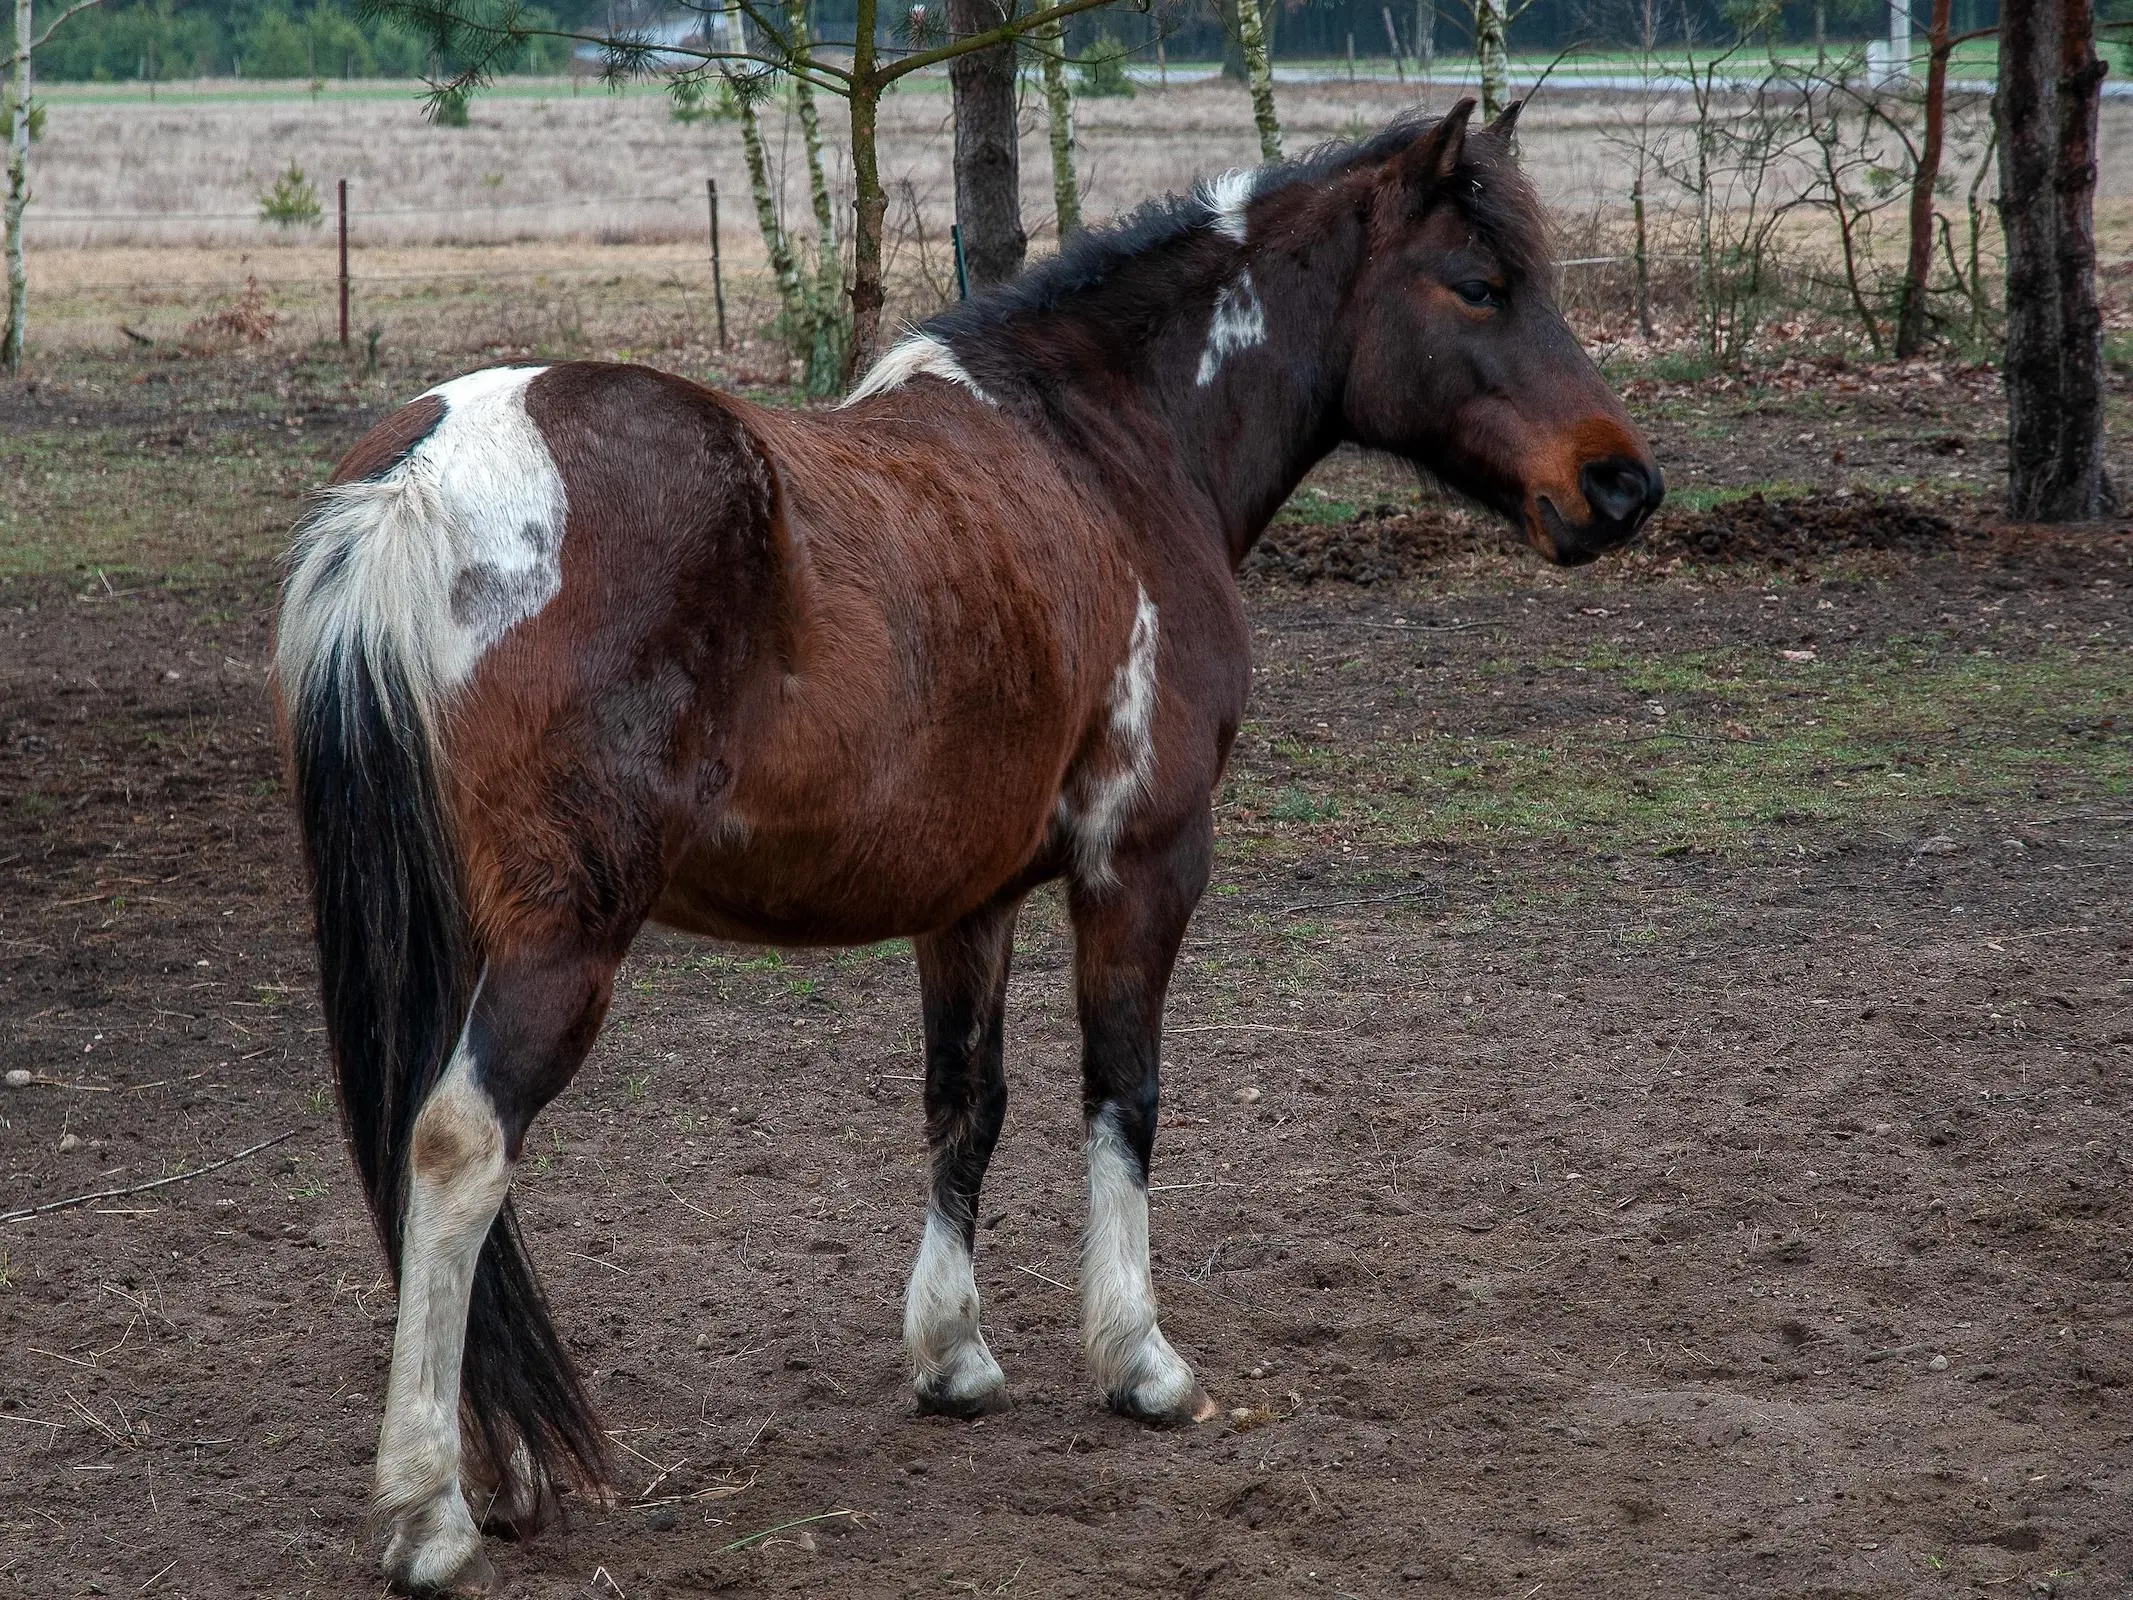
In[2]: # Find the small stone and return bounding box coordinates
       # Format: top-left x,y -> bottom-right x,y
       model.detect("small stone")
644,1506 -> 678,1532
57,1131 -> 82,1153
3,1069 -> 32,1089
1872,1123 -> 1893,1136
1229,1407 -> 1252,1422
695,1332 -> 714,1350
1248,1365 -> 1265,1379
1928,1354 -> 1950,1372
1234,1086 -> 1262,1105
1914,835 -> 1959,856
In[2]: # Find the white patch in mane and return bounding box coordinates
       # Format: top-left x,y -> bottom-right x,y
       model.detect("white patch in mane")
1201,168 -> 1257,243
843,332 -> 994,407
1061,584 -> 1160,888
277,364 -> 565,728
1194,269 -> 1268,387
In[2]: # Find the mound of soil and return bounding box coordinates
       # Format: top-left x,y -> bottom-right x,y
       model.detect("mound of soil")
1642,490 -> 1982,567
1242,492 -> 1993,586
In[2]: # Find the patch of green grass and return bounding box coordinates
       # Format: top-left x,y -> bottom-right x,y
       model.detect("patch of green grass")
0,425 -> 330,576
1271,488 -> 1366,528
1225,643 -> 2128,855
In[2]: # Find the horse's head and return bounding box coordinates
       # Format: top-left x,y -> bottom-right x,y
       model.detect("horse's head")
1337,101 -> 1663,564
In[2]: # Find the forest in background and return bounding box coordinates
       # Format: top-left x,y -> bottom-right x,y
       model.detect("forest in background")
28,0 -> 2008,83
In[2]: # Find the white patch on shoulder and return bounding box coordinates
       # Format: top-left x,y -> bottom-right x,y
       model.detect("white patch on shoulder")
1061,584 -> 1160,888
843,332 -> 994,407
278,364 -> 565,728
1195,269 -> 1268,387
1201,168 -> 1257,243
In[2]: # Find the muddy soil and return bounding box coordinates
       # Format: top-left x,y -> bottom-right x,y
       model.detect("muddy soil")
3,527 -> 2131,1600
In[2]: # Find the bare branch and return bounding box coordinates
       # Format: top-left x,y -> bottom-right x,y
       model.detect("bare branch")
1,0 -> 105,69
878,0 -> 1133,84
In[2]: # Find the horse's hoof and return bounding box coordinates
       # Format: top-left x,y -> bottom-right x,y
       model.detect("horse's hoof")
1111,1377 -> 1217,1428
383,1533 -> 495,1598
914,1344 -> 1011,1418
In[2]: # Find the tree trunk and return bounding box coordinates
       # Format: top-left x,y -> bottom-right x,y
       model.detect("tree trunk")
1235,0 -> 1281,160
1037,14 -> 1080,240
1895,0 -> 1951,357
1997,0 -> 2110,519
947,0 -> 1024,289
5,0 -> 31,374
1475,0 -> 1509,123
736,89 -> 810,338
785,0 -> 838,268
784,0 -> 846,392
846,0 -> 888,376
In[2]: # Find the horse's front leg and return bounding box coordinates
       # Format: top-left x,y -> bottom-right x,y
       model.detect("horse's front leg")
1069,815 -> 1219,1426
904,894 -> 1023,1415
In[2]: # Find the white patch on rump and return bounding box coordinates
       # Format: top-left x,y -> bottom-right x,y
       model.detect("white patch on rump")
1195,270 -> 1268,387
1061,585 -> 1160,888
1082,1107 -> 1199,1413
277,365 -> 566,730
843,332 -> 995,407
1201,168 -> 1257,243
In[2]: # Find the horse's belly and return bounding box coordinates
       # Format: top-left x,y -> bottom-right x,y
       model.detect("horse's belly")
650,774 -> 1058,946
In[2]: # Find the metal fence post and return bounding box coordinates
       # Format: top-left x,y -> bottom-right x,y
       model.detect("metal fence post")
337,179 -> 350,349
708,178 -> 727,348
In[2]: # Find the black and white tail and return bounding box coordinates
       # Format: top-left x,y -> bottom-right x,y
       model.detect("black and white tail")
277,397 -> 605,1503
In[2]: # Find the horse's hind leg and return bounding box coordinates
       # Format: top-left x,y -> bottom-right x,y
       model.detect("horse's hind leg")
904,894 -> 1022,1415
1070,819 -> 1218,1427
375,943 -> 619,1594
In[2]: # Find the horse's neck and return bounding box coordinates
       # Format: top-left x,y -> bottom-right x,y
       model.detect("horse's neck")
1063,236 -> 1352,568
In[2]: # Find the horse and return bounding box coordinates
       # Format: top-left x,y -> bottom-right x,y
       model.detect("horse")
275,98 -> 1661,1593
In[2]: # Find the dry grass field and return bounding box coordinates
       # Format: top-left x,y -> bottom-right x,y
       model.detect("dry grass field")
24,73 -> 2133,365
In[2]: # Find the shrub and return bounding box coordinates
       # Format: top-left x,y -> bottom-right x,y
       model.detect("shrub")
1073,34 -> 1136,98
257,165 -> 324,228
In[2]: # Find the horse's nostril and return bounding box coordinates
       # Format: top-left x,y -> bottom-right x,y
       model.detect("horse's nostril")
1581,457 -> 1658,531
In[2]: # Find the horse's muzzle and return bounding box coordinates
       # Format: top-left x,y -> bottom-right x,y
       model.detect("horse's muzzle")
1536,456 -> 1665,565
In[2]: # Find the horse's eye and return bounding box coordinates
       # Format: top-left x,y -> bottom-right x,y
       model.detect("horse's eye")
1453,280 -> 1501,309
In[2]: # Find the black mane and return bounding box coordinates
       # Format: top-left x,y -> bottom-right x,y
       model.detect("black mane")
923,112 -> 1548,350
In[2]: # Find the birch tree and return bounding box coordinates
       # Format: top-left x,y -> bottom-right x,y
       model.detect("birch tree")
1233,0 -> 1279,160
5,0 -> 103,374
1036,12 -> 1079,238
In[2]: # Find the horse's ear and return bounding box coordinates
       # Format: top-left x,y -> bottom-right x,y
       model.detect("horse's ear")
1401,97 -> 1475,190
1489,99 -> 1523,141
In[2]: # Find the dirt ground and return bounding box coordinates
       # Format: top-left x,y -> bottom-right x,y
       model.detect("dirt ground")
4,364 -> 2131,1600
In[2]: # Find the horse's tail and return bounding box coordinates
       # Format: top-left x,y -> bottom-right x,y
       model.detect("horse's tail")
276,462 -> 607,1499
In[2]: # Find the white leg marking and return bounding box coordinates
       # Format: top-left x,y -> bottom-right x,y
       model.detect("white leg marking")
1201,168 -> 1258,243
1067,585 -> 1161,889
375,1042 -> 511,1591
904,1206 -> 1007,1411
277,364 -> 567,726
843,332 -> 996,407
1195,269 -> 1268,388
1083,1107 -> 1201,1418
